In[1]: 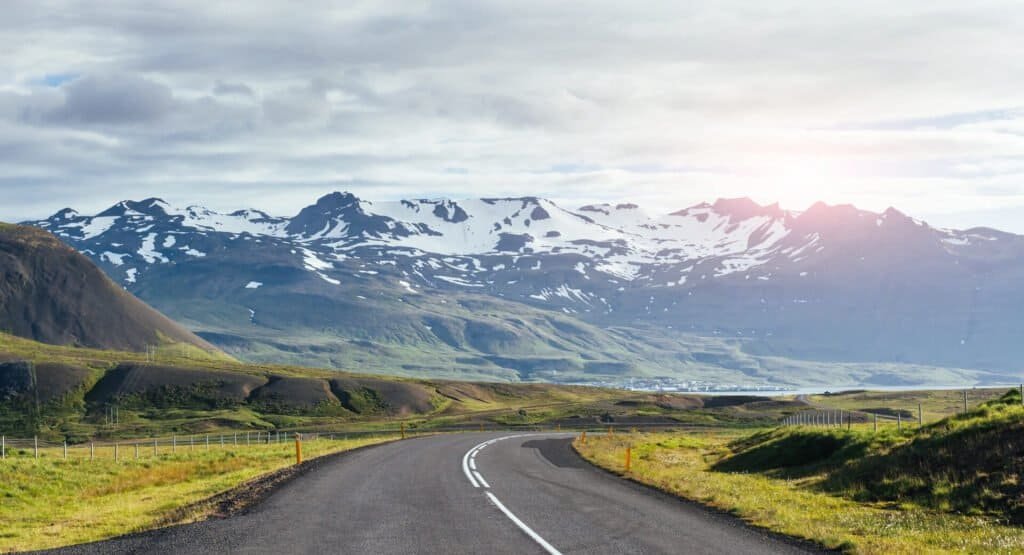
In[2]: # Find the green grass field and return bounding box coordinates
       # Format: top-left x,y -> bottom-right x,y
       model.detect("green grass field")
575,390 -> 1024,554
0,434 -> 399,552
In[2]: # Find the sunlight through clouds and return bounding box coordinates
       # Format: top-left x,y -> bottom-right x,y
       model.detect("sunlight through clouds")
2,0 -> 1024,229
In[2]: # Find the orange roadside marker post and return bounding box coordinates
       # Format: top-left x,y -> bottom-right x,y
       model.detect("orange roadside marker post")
581,430 -> 587,445
295,433 -> 303,465
625,446 -> 632,473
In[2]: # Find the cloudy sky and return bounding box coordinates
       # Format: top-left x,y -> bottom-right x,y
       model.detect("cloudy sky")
3,0 -> 1024,230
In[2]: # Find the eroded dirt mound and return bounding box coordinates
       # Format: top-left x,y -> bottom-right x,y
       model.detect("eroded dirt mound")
330,377 -> 435,415
250,376 -> 339,408
33,362 -> 93,402
0,360 -> 92,402
85,363 -> 267,405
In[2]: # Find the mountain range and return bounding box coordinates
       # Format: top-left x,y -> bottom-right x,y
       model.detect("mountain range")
24,192 -> 1024,388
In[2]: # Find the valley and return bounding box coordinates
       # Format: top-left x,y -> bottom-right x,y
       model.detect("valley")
1,223 -> 1019,552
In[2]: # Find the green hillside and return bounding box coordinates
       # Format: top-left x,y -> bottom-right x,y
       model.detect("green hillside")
717,389 -> 1024,523
0,332 -> 648,440
148,272 -> 1008,388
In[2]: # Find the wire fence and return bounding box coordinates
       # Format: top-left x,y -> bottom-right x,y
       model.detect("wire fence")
0,429 -> 396,461
0,421 -> 705,462
780,385 -> 1024,431
781,408 -> 899,431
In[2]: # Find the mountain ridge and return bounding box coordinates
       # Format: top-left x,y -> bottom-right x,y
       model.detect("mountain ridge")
22,192 -> 1024,387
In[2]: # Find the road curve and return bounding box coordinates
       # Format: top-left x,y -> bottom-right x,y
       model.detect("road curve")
47,433 -> 825,554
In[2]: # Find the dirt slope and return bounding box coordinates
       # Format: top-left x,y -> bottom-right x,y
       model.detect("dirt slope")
0,223 -> 218,353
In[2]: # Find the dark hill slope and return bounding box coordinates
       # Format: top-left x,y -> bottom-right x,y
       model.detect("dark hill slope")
0,223 -> 218,353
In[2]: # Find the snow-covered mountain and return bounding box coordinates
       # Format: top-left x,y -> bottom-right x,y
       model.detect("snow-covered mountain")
33,192 -> 1010,301
25,192 -> 1024,386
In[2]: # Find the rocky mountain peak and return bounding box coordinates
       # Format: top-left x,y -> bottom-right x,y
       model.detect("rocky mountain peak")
96,198 -> 171,218
311,191 -> 362,212
51,208 -> 80,221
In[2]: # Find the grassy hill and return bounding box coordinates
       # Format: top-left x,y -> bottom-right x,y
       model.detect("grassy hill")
0,331 -> 642,440
0,223 -> 220,354
146,269 -> 1014,387
0,330 -> 814,440
719,389 -> 1024,523
576,391 -> 1024,553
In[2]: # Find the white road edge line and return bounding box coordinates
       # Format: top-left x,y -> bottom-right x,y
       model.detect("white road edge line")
462,446 -> 480,488
486,491 -> 562,555
462,433 -> 539,490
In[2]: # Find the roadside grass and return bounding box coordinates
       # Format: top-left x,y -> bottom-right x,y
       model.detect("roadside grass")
575,423 -> 1024,553
0,434 -> 398,552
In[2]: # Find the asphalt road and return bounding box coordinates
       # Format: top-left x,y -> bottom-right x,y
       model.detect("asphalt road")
49,433 -> 825,555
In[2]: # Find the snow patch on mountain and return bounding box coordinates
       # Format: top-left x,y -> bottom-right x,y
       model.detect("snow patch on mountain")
100,251 -> 130,266
138,234 -> 168,263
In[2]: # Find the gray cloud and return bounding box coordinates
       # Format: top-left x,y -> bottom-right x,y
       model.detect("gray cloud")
3,1 -> 1024,230
48,74 -> 175,124
212,81 -> 254,97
